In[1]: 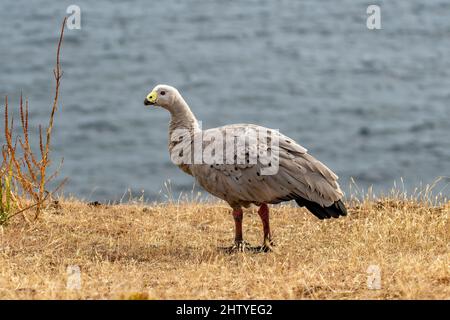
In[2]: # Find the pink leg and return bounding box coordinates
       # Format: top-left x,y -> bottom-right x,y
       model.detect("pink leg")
232,209 -> 243,243
258,204 -> 273,247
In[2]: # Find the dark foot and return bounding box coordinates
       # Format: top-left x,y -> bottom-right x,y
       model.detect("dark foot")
219,241 -> 275,254
218,240 -> 253,253
232,240 -> 251,252
232,240 -> 250,251
257,238 -> 275,252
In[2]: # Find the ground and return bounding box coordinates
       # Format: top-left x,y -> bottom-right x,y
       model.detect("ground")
0,198 -> 448,299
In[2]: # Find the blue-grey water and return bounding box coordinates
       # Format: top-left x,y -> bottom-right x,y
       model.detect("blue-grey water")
1,0 -> 449,201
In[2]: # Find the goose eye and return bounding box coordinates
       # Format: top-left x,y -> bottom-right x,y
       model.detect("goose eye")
160,91 -> 166,96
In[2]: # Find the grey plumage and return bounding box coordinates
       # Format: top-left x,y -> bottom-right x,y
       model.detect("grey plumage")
188,124 -> 344,211
144,84 -> 347,249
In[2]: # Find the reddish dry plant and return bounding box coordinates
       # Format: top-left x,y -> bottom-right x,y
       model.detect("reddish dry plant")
1,17 -> 67,222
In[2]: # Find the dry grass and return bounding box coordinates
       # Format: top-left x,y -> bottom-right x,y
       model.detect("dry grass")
0,196 -> 448,300
1,18 -> 66,223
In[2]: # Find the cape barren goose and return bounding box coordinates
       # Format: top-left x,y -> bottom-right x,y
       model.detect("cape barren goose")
144,84 -> 347,251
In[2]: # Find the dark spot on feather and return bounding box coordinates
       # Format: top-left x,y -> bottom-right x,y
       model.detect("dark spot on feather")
257,172 -> 260,176
179,150 -> 183,157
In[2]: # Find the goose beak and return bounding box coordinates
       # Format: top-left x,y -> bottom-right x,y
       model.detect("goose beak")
144,91 -> 157,106
144,99 -> 154,106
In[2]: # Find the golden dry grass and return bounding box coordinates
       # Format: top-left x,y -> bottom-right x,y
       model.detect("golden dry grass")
0,197 -> 448,300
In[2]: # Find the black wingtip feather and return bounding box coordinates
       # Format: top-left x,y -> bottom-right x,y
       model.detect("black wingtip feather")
295,197 -> 347,220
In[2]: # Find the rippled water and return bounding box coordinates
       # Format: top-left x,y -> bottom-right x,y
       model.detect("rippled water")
1,0 -> 449,201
